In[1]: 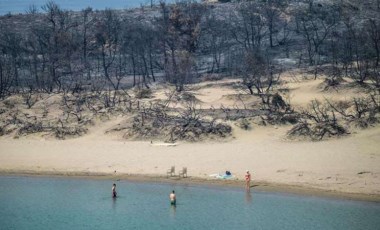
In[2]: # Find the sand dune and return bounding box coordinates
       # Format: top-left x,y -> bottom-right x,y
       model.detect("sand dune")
0,75 -> 379,200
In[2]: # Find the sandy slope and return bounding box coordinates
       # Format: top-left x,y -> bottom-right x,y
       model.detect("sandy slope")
0,76 -> 379,198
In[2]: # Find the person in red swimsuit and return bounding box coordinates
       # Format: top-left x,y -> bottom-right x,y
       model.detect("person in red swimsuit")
245,170 -> 251,190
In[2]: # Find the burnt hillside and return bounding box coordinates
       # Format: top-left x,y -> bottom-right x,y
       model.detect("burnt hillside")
0,0 -> 379,96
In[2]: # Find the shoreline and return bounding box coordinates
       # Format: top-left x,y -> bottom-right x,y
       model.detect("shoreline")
1,170 -> 379,203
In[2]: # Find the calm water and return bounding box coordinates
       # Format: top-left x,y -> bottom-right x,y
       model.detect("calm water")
0,0 -> 176,15
0,176 -> 379,230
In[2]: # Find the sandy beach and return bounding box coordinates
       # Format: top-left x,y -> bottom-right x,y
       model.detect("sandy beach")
1,123 -> 379,201
1,76 -> 380,201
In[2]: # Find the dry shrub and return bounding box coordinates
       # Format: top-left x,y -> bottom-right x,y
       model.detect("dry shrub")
271,93 -> 287,110
326,95 -> 380,128
0,91 -> 127,140
128,114 -> 231,142
168,120 -> 231,142
236,118 -> 251,130
260,112 -> 300,125
262,93 -> 299,125
256,92 -> 300,125
16,121 -> 44,137
3,99 -> 16,109
324,78 -> 343,88
54,126 -> 88,139
0,124 -> 18,136
124,102 -> 231,142
287,121 -> 311,138
21,92 -> 39,109
321,71 -> 345,90
287,100 -> 350,140
287,120 -> 348,141
350,113 -> 379,128
202,74 -> 223,81
135,88 -> 152,99
175,92 -> 199,103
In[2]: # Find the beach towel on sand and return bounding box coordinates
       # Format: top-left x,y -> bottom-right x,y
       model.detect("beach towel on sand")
209,173 -> 235,179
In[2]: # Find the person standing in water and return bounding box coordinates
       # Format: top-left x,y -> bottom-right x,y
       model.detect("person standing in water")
112,183 -> 117,198
169,190 -> 176,205
245,170 -> 251,190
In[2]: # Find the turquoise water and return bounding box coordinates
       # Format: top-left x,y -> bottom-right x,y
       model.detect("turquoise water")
0,176 -> 380,230
0,0 -> 176,15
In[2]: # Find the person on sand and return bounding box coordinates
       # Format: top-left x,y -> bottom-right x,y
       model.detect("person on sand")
169,190 -> 176,205
112,183 -> 117,198
245,170 -> 251,190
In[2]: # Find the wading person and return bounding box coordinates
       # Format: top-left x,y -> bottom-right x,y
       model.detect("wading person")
112,183 -> 117,198
169,190 -> 176,205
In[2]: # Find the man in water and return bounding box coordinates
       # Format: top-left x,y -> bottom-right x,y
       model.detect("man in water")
245,170 -> 251,190
169,190 -> 176,205
112,183 -> 117,198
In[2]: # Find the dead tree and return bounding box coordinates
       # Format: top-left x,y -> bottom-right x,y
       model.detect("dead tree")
240,52 -> 281,99
288,99 -> 348,140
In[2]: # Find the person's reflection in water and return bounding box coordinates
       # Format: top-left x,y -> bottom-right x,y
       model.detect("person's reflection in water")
112,195 -> 117,210
170,202 -> 176,218
245,190 -> 252,204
